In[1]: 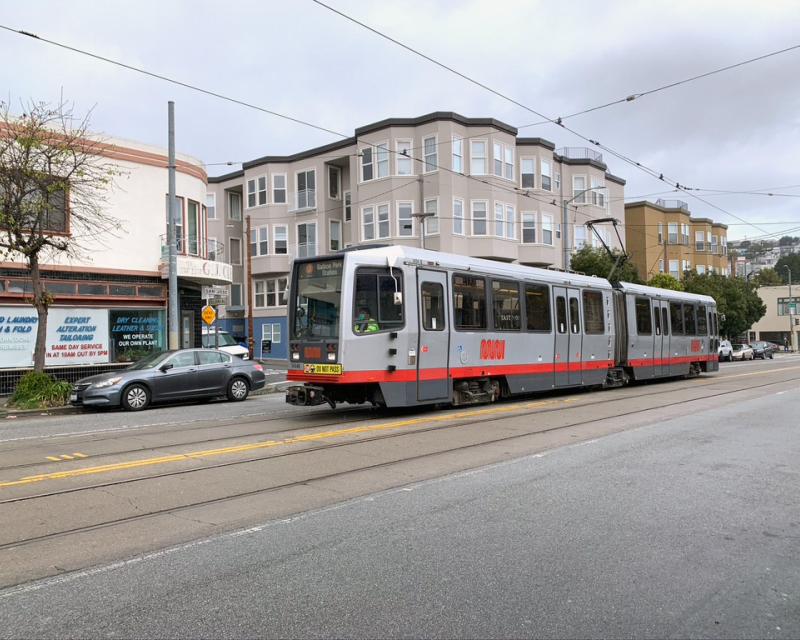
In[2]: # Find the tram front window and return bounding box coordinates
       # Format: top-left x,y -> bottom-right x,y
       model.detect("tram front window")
292,258 -> 343,339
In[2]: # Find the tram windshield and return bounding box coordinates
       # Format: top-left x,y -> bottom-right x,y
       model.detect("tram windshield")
292,258 -> 343,339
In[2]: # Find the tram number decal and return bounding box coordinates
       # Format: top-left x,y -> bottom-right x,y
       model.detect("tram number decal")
480,339 -> 506,360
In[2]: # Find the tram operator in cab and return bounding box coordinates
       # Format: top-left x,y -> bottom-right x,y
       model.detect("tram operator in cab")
354,305 -> 380,333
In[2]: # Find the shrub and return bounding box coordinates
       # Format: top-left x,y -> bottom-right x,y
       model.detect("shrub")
9,372 -> 72,410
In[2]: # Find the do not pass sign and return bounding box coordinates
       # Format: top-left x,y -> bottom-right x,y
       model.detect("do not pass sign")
201,305 -> 217,326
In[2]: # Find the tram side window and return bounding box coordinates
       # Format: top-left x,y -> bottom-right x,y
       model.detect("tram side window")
670,302 -> 684,335
353,268 -> 404,334
453,274 -> 487,330
697,305 -> 708,335
683,303 -> 697,335
635,297 -> 652,335
583,290 -> 604,335
662,307 -> 669,335
653,305 -> 661,336
421,282 -> 445,331
556,296 -> 567,334
569,297 -> 580,334
525,283 -> 551,332
492,280 -> 521,331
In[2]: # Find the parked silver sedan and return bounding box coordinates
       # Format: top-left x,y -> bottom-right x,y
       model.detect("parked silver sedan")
731,343 -> 754,361
71,349 -> 267,411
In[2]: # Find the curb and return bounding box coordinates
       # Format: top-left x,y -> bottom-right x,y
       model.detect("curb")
1,404 -> 79,420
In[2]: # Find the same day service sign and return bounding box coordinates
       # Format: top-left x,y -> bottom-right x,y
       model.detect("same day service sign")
0,307 -> 110,368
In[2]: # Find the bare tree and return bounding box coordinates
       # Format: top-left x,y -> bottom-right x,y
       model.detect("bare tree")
0,99 -> 120,372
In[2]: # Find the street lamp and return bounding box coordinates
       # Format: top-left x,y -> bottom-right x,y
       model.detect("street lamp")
562,186 -> 608,270
785,264 -> 793,351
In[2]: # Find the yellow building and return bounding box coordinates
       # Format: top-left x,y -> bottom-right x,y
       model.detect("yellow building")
624,199 -> 729,281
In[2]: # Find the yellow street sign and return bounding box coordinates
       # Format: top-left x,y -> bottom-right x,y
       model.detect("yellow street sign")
201,305 -> 217,326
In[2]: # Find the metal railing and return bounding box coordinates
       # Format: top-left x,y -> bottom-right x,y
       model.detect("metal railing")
159,235 -> 227,262
556,147 -> 604,163
656,198 -> 689,211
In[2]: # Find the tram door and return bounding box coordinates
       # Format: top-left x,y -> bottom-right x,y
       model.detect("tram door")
654,300 -> 669,376
416,269 -> 450,402
553,287 -> 582,387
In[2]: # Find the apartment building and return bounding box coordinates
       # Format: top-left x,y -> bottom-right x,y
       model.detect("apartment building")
207,112 -> 626,360
0,136 -> 232,371
624,199 -> 729,282
748,285 -> 799,350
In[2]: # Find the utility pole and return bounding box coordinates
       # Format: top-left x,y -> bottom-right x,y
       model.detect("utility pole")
785,265 -> 793,351
167,101 -> 180,350
412,212 -> 435,250
246,214 -> 255,359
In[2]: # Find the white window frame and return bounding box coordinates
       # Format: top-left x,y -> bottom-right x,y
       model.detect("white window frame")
453,198 -> 464,236
397,201 -> 414,237
295,168 -> 316,210
246,178 -> 257,209
296,221 -> 317,258
273,224 -> 288,255
695,230 -> 705,252
505,204 -> 515,240
262,322 -> 282,346
572,175 -> 587,204
362,205 -> 375,241
669,259 -> 679,277
377,202 -> 390,239
344,190 -> 352,222
329,219 -> 342,252
254,280 -> 266,309
452,136 -> 463,174
668,223 -> 679,244
494,202 -> 505,237
250,225 -> 269,257
521,157 -> 535,189
376,141 -> 389,179
424,198 -> 439,235
659,259 -> 665,273
396,139 -> 413,176
657,222 -> 663,244
423,135 -> 438,173
521,212 -> 536,244
470,140 -> 487,175
206,193 -> 216,220
471,200 -> 488,236
504,146 -> 514,181
327,165 -> 341,200
228,191 -> 242,221
493,142 -> 503,177
360,146 -> 374,182
554,171 -> 561,191
272,173 -> 287,205
257,175 -> 268,206
682,223 -> 690,245
541,160 -> 552,192
590,177 -> 604,207
542,214 -> 554,245
575,225 -> 587,250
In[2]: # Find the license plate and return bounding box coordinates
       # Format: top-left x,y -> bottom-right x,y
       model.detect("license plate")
303,364 -> 342,375
70,393 -> 78,402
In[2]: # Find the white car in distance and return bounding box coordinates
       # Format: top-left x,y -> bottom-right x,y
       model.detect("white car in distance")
201,329 -> 249,359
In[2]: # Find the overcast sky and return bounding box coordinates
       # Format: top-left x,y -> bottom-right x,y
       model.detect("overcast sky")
2,0 -> 799,241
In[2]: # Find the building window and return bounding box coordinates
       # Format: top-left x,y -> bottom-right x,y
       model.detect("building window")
541,160 -> 552,191
361,147 -> 373,181
273,225 -> 287,255
542,214 -> 553,245
494,202 -> 504,237
229,238 -> 242,265
574,225 -> 587,250
228,192 -> 242,221
669,259 -> 679,278
376,142 -> 389,178
362,206 -> 375,241
344,191 -> 352,222
493,142 -> 503,177
398,201 -> 414,237
554,172 -> 561,191
255,280 -> 265,308
697,265 -> 706,275
453,198 -> 464,235
297,222 -> 317,258
230,283 -> 242,307
522,212 -> 536,243
572,176 -> 586,203
296,169 -> 316,209
166,195 -> 185,253
247,179 -> 256,208
258,277 -> 288,308
208,236 -> 219,261
695,230 -> 705,252
521,158 -> 535,189
505,204 -> 515,239
187,200 -> 200,255
591,178 -> 604,207
377,203 -> 390,239
206,193 -> 216,220
250,226 -> 268,257
504,146 -> 514,180
711,235 -> 718,254
472,200 -> 487,236
657,222 -> 663,244
272,174 -> 287,204
452,136 -> 463,173
423,136 -> 438,172
682,223 -> 689,245
257,176 -> 267,205
659,259 -> 665,273
668,223 -> 678,244
470,140 -> 487,175
397,139 -> 413,176
328,165 -> 341,200
424,198 -> 438,235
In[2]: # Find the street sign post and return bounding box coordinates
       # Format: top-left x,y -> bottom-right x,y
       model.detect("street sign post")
201,305 -> 217,326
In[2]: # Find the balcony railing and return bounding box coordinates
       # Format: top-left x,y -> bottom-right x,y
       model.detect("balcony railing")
160,235 -> 226,262
656,198 -> 689,211
556,147 -> 604,163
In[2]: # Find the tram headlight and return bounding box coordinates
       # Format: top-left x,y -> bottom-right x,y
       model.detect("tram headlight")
327,352 -> 336,362
291,351 -> 300,361
290,343 -> 300,361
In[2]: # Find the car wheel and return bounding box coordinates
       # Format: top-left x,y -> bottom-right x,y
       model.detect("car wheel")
122,384 -> 150,411
227,377 -> 249,402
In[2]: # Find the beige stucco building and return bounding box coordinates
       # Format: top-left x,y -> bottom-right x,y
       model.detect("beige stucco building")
625,199 -> 729,281
206,111 -> 627,359
749,285 -> 799,350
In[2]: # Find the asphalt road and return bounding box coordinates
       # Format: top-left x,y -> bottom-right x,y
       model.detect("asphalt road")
0,359 -> 799,637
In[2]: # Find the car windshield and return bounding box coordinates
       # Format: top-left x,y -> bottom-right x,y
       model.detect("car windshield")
127,351 -> 171,370
732,344 -> 745,350
292,258 -> 343,339
202,333 -> 239,347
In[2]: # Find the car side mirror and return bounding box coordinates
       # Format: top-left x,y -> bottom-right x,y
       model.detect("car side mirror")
159,363 -> 173,373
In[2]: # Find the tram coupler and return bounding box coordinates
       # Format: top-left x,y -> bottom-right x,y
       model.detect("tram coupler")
285,384 -> 328,407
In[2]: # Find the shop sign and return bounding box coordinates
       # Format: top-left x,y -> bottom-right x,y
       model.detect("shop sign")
109,310 -> 166,363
